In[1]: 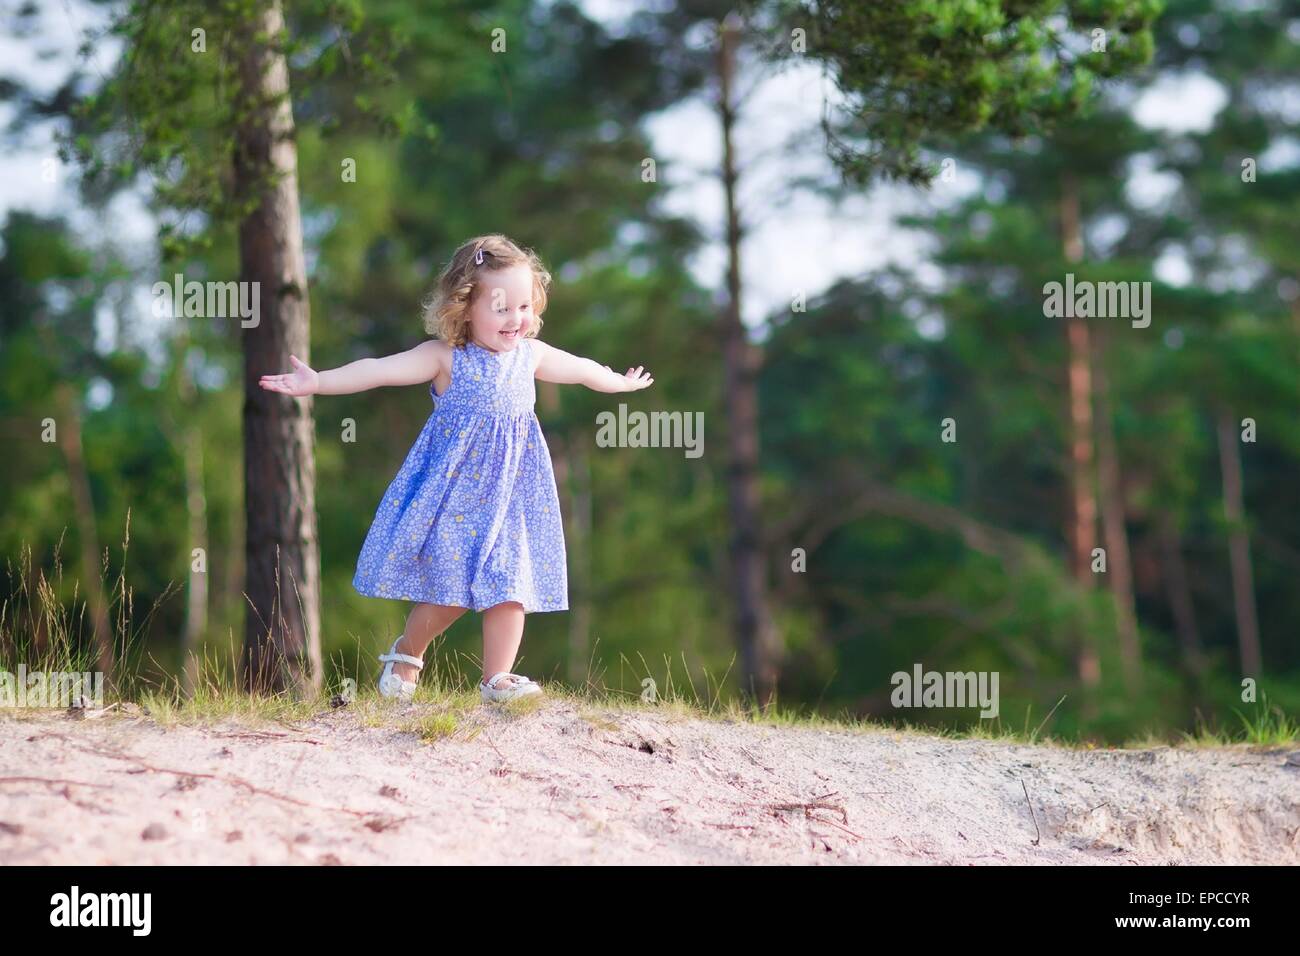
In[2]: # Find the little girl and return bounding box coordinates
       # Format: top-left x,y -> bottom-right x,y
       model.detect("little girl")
258,234 -> 653,702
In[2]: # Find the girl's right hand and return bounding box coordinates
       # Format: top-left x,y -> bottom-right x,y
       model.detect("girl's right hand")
259,355 -> 319,397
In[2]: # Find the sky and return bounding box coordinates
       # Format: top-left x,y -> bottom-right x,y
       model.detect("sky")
0,0 -> 154,248
0,0 -> 1247,337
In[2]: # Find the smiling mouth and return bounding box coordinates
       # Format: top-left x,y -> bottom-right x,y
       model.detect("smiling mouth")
499,328 -> 519,339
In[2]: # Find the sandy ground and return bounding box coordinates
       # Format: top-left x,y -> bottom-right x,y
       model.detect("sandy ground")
1,699 -> 1298,865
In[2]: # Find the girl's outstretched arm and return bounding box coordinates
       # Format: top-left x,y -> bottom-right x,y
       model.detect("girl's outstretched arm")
259,340 -> 448,397
532,340 -> 653,393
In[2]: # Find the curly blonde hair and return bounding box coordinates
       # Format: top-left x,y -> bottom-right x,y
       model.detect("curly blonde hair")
421,234 -> 552,347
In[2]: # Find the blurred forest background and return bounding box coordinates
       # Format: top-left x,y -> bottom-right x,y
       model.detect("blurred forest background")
1,0 -> 1297,742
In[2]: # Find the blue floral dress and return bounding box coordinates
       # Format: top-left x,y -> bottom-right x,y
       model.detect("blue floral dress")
352,338 -> 568,612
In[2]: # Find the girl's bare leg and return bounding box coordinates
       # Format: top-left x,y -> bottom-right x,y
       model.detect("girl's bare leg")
481,601 -> 527,687
389,602 -> 467,683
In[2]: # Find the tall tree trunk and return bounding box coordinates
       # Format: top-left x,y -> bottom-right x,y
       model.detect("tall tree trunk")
1059,172 -> 1101,691
159,331 -> 208,699
566,445 -> 593,687
1091,328 -> 1141,690
1157,515 -> 1204,678
235,1 -> 322,696
718,14 -> 779,708
179,415 -> 207,698
1215,412 -> 1262,676
224,470 -> 245,641
54,382 -> 114,686
538,382 -> 592,688
1291,295 -> 1300,356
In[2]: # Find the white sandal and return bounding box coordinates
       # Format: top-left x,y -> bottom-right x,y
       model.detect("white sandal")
480,671 -> 542,703
378,636 -> 424,701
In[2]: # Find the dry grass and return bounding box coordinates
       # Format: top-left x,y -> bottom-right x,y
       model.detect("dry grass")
2,531 -> 1295,753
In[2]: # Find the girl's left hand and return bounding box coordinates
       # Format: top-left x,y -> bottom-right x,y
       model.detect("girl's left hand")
607,365 -> 654,392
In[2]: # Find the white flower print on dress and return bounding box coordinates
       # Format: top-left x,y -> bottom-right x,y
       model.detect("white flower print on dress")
353,337 -> 568,612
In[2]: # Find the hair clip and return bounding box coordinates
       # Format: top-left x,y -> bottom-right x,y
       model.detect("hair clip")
474,247 -> 485,265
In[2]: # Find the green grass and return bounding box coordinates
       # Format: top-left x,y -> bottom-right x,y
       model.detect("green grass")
4,641 -> 1296,755
1210,693 -> 1298,747
2,531 -> 1296,752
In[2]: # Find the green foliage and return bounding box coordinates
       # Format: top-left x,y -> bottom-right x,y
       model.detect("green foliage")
2,0 -> 1296,743
783,0 -> 1163,184
67,0 -> 446,259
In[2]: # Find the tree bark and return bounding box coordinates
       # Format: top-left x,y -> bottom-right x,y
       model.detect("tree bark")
223,468 -> 245,640
234,1 -> 322,696
54,382 -> 115,686
1059,172 -> 1101,690
1157,515 -> 1204,678
718,14 -> 779,708
538,382 -> 593,688
1215,412 -> 1262,676
565,445 -> 593,687
180,422 -> 207,697
159,331 -> 208,699
1091,328 -> 1141,690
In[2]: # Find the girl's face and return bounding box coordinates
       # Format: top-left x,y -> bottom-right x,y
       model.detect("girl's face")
467,264 -> 535,352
